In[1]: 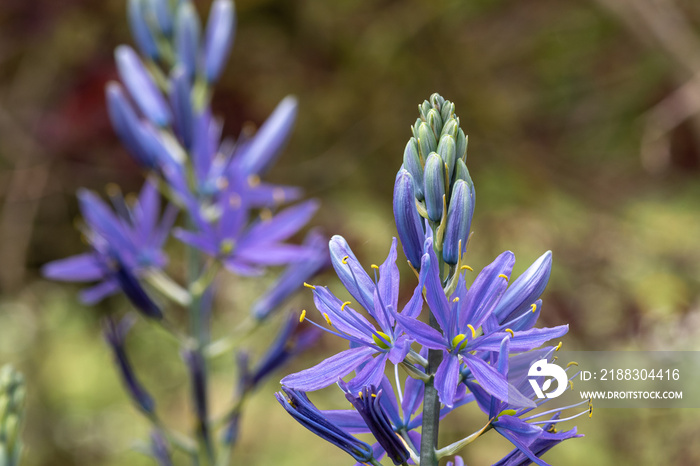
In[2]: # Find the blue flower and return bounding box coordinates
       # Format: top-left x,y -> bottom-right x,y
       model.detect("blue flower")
344,385 -> 410,466
42,180 -> 175,309
393,239 -> 568,407
275,388 -> 374,463
281,236 -> 424,392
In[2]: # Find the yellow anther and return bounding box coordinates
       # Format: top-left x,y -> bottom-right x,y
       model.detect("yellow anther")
248,174 -> 261,187
342,255 -> 349,264
260,208 -> 272,221
303,282 -> 316,289
229,194 -> 242,208
569,380 -> 574,390
452,297 -> 460,303
498,274 -> 509,282
371,264 -> 379,270
299,310 -> 306,323
555,341 -> 563,351
273,187 -> 286,204
566,361 -> 579,368
105,182 -> 121,197
589,407 -> 593,419
505,328 -> 514,338
372,331 -> 392,350
323,313 -> 332,326
341,301 -> 351,311
530,303 -> 537,313
467,324 -> 476,339
553,356 -> 558,361
461,265 -> 473,272
548,426 -> 558,433
452,334 -> 468,351
358,391 -> 363,398
371,393 -> 377,398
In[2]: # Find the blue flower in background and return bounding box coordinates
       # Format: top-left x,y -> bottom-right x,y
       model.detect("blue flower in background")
42,179 -> 175,310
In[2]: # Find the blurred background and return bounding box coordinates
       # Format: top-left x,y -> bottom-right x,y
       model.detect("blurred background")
1,0 -> 700,464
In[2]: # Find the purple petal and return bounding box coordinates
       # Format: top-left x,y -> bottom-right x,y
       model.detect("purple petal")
420,238 -> 452,335
393,313 -> 446,350
434,353 -> 462,408
346,352 -> 389,394
281,346 -> 376,391
239,200 -> 318,246
42,253 -> 104,282
329,235 -> 376,313
460,250 -> 515,330
80,279 -> 120,304
463,353 -> 508,402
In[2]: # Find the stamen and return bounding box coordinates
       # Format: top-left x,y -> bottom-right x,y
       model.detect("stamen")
569,380 -> 574,390
323,313 -> 333,326
530,303 -> 537,313
555,341 -> 563,351
566,361 -> 579,368
260,208 -> 272,221
452,297 -> 459,303
303,282 -> 316,289
498,274 -> 509,281
504,328 -> 514,338
248,174 -> 261,187
342,255 -> 349,264
467,324 -> 476,339
370,264 -> 379,270
299,310 -> 306,322
341,301 -> 352,311
461,265 -> 473,271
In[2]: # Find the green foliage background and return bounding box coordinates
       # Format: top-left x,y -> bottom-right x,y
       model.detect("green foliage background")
1,0 -> 700,464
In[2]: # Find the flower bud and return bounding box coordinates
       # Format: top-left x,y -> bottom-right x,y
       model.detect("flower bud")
175,1 -> 201,80
494,251 -> 552,323
426,108 -> 442,138
442,180 -> 473,265
115,46 -> 171,127
441,117 -> 459,140
169,67 -> 194,149
128,0 -> 159,59
423,153 -> 445,222
456,128 -> 468,162
417,122 -> 437,160
437,134 -> 456,182
440,101 -> 455,124
402,138 -> 424,200
146,0 -> 173,35
203,0 -> 236,83
393,170 -> 426,269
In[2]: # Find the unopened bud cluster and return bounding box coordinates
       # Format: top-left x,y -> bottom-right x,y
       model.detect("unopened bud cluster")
395,93 -> 475,272
0,365 -> 24,466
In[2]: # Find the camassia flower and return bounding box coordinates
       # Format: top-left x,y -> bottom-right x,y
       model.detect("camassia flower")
42,179 -> 175,310
275,388 -> 375,464
281,236 -> 424,392
393,238 -> 568,408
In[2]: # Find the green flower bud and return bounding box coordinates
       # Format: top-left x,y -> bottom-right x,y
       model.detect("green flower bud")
424,153 -> 446,222
403,138 -> 424,200
456,128 -> 468,163
426,108 -> 442,138
437,134 -> 456,183
417,122 -> 438,160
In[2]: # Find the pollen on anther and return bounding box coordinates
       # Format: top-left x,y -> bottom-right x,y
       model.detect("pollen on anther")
303,282 -> 316,290
569,380 -> 574,390
452,297 -> 459,303
299,310 -> 306,323
342,255 -> 349,264
555,341 -> 563,351
370,264 -> 379,270
341,301 -> 351,311
498,273 -> 509,281
530,303 -> 537,313
323,313 -> 332,326
505,328 -> 514,338
566,361 -> 579,368
461,265 -> 473,272
467,324 -> 476,339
